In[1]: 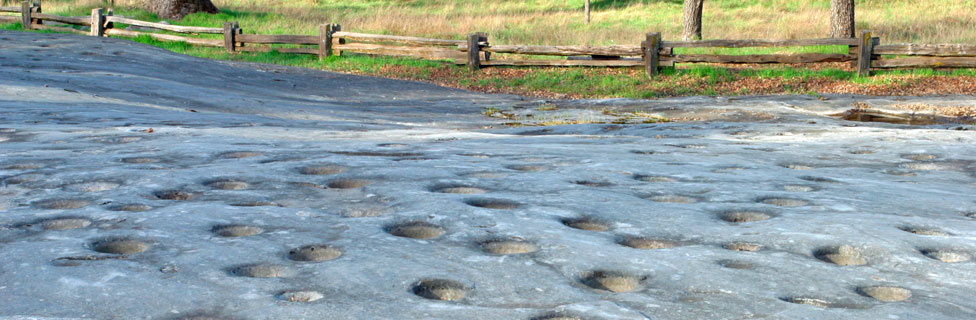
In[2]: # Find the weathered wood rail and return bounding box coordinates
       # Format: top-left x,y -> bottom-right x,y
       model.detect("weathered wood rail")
6,1 -> 976,78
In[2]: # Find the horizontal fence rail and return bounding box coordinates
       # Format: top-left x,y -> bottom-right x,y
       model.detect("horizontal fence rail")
6,1 -> 976,78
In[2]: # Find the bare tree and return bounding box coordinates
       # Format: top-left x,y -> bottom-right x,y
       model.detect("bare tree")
584,0 -> 590,24
147,0 -> 218,20
829,0 -> 855,38
682,0 -> 703,41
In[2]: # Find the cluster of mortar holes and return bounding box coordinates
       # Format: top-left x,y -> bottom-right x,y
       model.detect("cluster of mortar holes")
857,286 -> 911,302
298,165 -> 347,175
121,157 -> 159,164
430,184 -> 487,194
506,164 -> 547,172
798,176 -> 842,184
212,224 -> 263,237
108,203 -> 152,212
479,238 -> 538,255
814,245 -> 866,266
288,244 -> 342,262
387,221 -> 445,239
618,236 -> 678,250
562,217 -> 611,232
719,210 -> 774,223
32,198 -> 89,209
920,249 -> 972,263
327,179 -> 371,189
781,163 -> 816,170
898,226 -> 950,236
277,290 -> 324,303
229,263 -> 296,278
783,184 -> 817,192
39,217 -> 92,230
582,270 -> 643,293
154,190 -> 196,200
723,242 -> 763,252
634,175 -> 676,183
64,181 -> 120,193
648,195 -> 699,204
413,279 -> 467,301
91,238 -> 150,255
464,198 -> 521,209
218,151 -> 264,159
717,259 -> 754,270
573,180 -> 613,187
532,312 -> 584,320
205,179 -> 249,191
901,153 -> 938,161
230,201 -> 281,207
759,197 -> 809,207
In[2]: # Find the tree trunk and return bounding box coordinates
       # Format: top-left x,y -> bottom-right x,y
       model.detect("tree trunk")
584,0 -> 590,24
682,0 -> 703,41
829,0 -> 855,38
146,0 -> 218,20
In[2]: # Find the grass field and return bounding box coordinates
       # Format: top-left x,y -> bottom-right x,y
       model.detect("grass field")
2,0 -> 976,98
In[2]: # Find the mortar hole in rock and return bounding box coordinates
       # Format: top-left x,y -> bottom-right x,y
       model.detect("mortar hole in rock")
219,151 -> 263,159
154,190 -> 196,200
857,286 -> 911,302
121,157 -> 159,164
782,296 -> 832,308
230,201 -> 280,207
573,180 -> 613,187
834,109 -> 943,125
479,238 -> 539,255
464,198 -> 521,209
781,163 -> 816,170
287,244 -> 342,262
719,210 -> 773,223
901,153 -> 938,161
206,180 -> 249,190
798,176 -> 842,184
229,264 -> 296,278
327,179 -> 371,189
507,164 -> 546,172
412,279 -> 467,301
108,203 -> 152,212
898,226 -> 949,236
92,238 -> 150,255
618,236 -> 677,249
759,197 -> 809,207
64,181 -> 120,193
920,249 -> 972,263
783,185 -> 817,192
814,245 -> 866,266
298,165 -> 347,175
562,217 -> 611,232
277,290 -> 324,303
4,163 -> 43,170
717,259 -> 754,269
900,162 -> 956,171
212,224 -> 263,237
532,313 -> 584,320
723,242 -> 763,252
582,270 -> 641,293
634,175 -> 676,182
648,195 -> 698,204
32,198 -> 89,209
387,221 -> 445,239
40,217 -> 92,230
431,184 -> 487,194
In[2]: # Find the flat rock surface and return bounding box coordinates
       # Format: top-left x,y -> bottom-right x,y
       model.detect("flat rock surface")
1,31 -> 975,320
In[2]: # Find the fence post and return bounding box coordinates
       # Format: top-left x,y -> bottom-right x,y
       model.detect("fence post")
319,23 -> 336,59
20,1 -> 30,29
223,22 -> 236,53
857,30 -> 875,77
467,33 -> 481,70
89,8 -> 104,36
104,8 -> 113,30
643,32 -> 661,78
478,32 -> 490,61
31,0 -> 40,25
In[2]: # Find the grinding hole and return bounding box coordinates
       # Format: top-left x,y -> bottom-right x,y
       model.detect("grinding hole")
648,195 -> 698,203
464,198 -> 521,209
219,151 -> 263,159
920,249 -> 972,263
32,198 -> 89,209
92,238 -> 150,255
562,217 -> 610,232
901,153 -> 937,161
582,270 -> 641,293
205,180 -> 249,190
717,259 -> 754,269
532,313 -> 583,320
277,290 -> 324,303
798,176 -> 842,184
154,190 -> 196,200
387,221 -> 445,239
719,210 -> 773,223
898,226 -> 949,236
412,279 -> 467,301
507,164 -> 546,172
5,163 -> 42,170
814,245 -> 866,266
723,242 -> 763,252
64,181 -> 120,193
782,297 -> 832,308
759,197 -> 809,207
298,165 -> 347,175
230,201 -> 280,207
479,238 -> 539,255
288,244 -> 342,262
618,236 -> 677,249
41,217 -> 92,230
229,264 -> 296,278
108,203 -> 152,212
121,157 -> 158,164
573,180 -> 613,187
781,163 -> 816,170
783,185 -> 817,192
327,179 -> 371,189
634,175 -> 676,183
212,224 -> 263,237
856,286 -> 911,302
430,184 -> 487,194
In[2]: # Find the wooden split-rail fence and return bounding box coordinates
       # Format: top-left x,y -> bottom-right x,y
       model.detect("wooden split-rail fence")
3,1 -> 976,78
